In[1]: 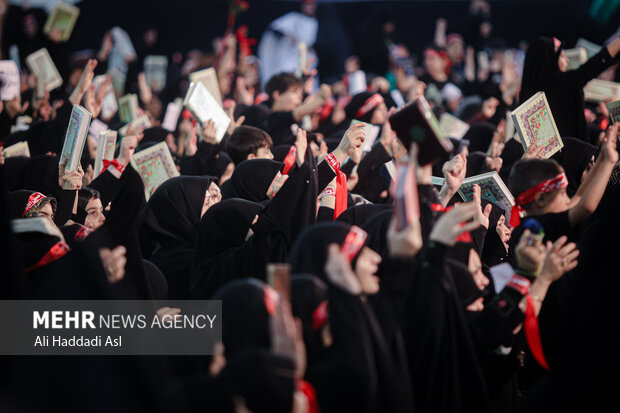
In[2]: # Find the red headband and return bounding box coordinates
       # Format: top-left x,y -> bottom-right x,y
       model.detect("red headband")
22,241 -> 70,274
340,225 -> 368,262
23,192 -> 47,217
509,173 -> 568,227
355,94 -> 383,119
311,300 -> 328,331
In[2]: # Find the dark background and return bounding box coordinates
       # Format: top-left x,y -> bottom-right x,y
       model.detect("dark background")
67,0 -> 620,54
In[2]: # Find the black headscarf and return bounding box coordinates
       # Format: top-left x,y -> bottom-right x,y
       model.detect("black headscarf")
141,126 -> 170,146
195,198 -> 264,260
288,221 -> 363,282
519,37 -> 562,104
138,175 -> 218,299
556,137 -> 598,197
336,204 -> 392,227
345,91 -> 382,123
220,159 -> 284,202
446,258 -> 482,307
466,151 -> 492,177
7,190 -> 57,219
480,202 -> 509,269
462,123 -> 495,154
139,175 -> 217,246
291,274 -> 329,366
211,278 -> 274,358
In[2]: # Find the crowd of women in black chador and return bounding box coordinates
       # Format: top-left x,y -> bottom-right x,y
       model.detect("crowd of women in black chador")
3,1 -> 620,411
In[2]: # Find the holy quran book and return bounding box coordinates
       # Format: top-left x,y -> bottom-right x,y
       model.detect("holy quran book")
93,75 -> 118,119
267,263 -> 292,303
584,79 -> 620,103
384,160 -> 397,181
458,171 -> 515,219
183,82 -> 231,142
388,96 -> 454,166
59,105 -> 91,186
350,120 -> 381,152
439,112 -> 470,140
563,47 -> 588,71
606,100 -> 620,124
162,98 -> 183,132
0,60 -> 20,100
110,27 -> 136,60
88,118 -> 108,138
189,67 -> 223,107
348,70 -> 367,96
575,38 -> 601,58
118,93 -> 139,124
510,92 -> 563,159
119,114 -> 152,137
93,131 -> 118,176
11,217 -> 65,241
297,42 -> 307,77
3,141 -> 30,158
390,159 -> 420,231
431,176 -> 445,188
131,142 -> 180,200
26,48 -> 62,91
43,2 -> 80,42
144,55 -> 168,93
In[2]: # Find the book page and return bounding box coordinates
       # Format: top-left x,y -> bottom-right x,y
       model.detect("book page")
185,82 -> 231,142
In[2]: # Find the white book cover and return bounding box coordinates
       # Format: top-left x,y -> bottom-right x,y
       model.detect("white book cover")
25,48 -> 62,91
59,104 -> 92,174
3,141 -> 30,158
439,113 -> 470,140
183,82 -> 231,142
88,118 -> 108,138
94,130 -> 117,176
162,99 -> 182,132
348,70 -> 367,96
0,60 -> 20,100
189,67 -> 223,107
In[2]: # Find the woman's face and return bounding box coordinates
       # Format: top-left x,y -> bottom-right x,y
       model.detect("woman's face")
354,246 -> 381,295
495,214 -> 512,246
558,50 -> 569,72
84,197 -> 106,230
466,249 -> 488,312
201,182 -> 222,218
370,102 -> 388,125
36,202 -> 55,222
424,53 -> 446,77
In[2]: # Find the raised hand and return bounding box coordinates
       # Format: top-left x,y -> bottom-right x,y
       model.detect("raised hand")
472,184 -> 492,229
600,123 -> 619,165
99,245 -> 127,283
226,101 -> 246,135
442,152 -> 467,192
429,202 -> 481,246
117,134 -> 143,166
70,59 -> 97,105
387,217 -> 423,258
538,236 -> 579,283
522,143 -> 546,159
295,128 -> 308,166
335,122 -> 366,158
202,119 -> 218,144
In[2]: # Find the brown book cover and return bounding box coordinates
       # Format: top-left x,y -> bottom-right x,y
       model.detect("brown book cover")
388,96 -> 454,166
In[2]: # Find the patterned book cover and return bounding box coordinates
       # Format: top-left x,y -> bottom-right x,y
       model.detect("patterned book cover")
584,79 -> 620,102
3,141 -> 30,158
458,171 -> 515,220
131,142 -> 180,200
25,48 -> 63,91
606,100 -> 620,124
43,2 -> 80,41
94,131 -> 118,176
564,47 -> 588,71
189,67 -> 223,107
118,94 -> 138,124
511,91 -> 563,158
144,55 -> 168,93
439,113 -> 470,140
184,82 -> 231,142
59,105 -> 92,178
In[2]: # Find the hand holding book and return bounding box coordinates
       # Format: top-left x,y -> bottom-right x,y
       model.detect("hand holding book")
70,59 -> 97,105
58,162 -> 84,190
